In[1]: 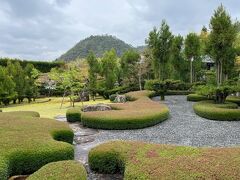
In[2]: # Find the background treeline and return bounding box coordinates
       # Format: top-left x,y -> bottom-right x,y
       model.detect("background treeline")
0,61 -> 39,105
0,58 -> 64,73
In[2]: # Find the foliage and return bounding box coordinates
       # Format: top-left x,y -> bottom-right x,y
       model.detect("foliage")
86,51 -> 99,100
208,5 -> 238,85
193,100 -> 240,121
66,108 -> 81,122
0,58 -> 63,73
81,91 -> 169,129
146,20 -> 173,80
0,66 -> 16,105
184,32 -> 201,83
170,35 -> 186,80
0,111 -> 74,179
120,49 -> 140,86
187,94 -> 208,102
89,141 -> 240,179
57,35 -> 133,61
100,49 -> 119,90
226,96 -> 240,106
28,160 -> 87,180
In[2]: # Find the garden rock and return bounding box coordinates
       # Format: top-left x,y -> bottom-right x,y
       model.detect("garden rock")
82,103 -> 111,112
114,95 -> 126,103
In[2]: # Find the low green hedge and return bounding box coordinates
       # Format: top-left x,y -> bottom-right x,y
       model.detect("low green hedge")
89,141 -> 240,179
187,94 -> 208,102
193,100 -> 240,121
82,91 -> 169,130
66,108 -> 81,122
27,160 -> 87,180
226,96 -> 240,106
3,111 -> 40,117
0,111 -> 74,179
166,90 -> 195,95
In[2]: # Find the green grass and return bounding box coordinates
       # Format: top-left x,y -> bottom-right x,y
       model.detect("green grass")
193,100 -> 240,121
27,160 -> 87,180
1,97 -> 110,119
0,111 -> 74,179
187,94 -> 208,102
89,141 -> 240,179
81,91 -> 169,130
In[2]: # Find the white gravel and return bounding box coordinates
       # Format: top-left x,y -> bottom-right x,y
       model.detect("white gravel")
92,95 -> 240,147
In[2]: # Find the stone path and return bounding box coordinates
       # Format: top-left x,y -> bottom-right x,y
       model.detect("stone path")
56,95 -> 240,180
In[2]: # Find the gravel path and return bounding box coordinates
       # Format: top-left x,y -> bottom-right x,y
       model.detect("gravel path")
92,95 -> 240,147
70,95 -> 240,179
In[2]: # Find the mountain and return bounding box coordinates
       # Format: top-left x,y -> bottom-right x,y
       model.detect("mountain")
57,35 -> 135,61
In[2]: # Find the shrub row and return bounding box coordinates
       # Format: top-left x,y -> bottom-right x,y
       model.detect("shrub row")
27,160 -> 87,180
81,91 -> 169,130
193,100 -> 240,121
66,108 -> 82,122
187,94 -> 209,102
89,141 -> 240,179
0,111 -> 74,179
226,96 -> 240,106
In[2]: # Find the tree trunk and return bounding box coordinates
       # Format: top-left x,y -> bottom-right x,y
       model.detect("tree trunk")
60,90 -> 66,109
190,59 -> 193,84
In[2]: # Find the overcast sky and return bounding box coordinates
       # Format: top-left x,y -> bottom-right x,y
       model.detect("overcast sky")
0,0 -> 239,61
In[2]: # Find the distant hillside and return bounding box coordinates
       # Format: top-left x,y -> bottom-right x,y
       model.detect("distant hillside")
57,35 -> 134,61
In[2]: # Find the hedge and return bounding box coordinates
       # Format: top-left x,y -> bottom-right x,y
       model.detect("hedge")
226,96 -> 240,106
66,108 -> 81,122
27,160 -> 87,180
81,91 -> 169,130
89,141 -> 240,179
193,100 -> 240,121
187,94 -> 209,102
0,58 -> 64,73
0,111 -> 74,179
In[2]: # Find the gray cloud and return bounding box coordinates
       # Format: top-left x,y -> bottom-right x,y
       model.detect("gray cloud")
0,0 -> 239,61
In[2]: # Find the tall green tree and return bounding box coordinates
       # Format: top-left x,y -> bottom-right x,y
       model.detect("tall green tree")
120,50 -> 140,86
0,66 -> 16,105
101,49 -> 118,90
87,51 -> 99,100
6,61 -> 26,103
208,5 -> 238,85
24,64 -> 39,103
170,35 -> 184,80
184,33 -> 201,83
146,20 -> 173,80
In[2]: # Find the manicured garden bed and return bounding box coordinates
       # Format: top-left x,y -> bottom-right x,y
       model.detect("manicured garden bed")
193,100 -> 240,121
89,141 -> 240,179
27,160 -> 87,180
81,91 -> 169,129
0,111 -> 74,180
226,96 -> 240,106
186,94 -> 208,102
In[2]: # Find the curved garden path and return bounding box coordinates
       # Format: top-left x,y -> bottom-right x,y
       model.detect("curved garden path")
62,95 -> 240,179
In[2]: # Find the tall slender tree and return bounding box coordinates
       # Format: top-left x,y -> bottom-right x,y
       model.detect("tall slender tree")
184,33 -> 201,83
147,20 -> 173,80
87,51 -> 99,100
170,35 -> 184,80
208,5 -> 238,85
101,49 -> 118,90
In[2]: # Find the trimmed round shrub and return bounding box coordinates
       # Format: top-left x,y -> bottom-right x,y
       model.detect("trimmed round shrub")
193,100 -> 240,121
187,94 -> 208,102
226,96 -> 240,106
0,112 -> 74,179
0,109 -> 2,112
89,141 -> 240,179
27,160 -> 87,180
82,91 -> 169,130
66,108 -> 81,122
